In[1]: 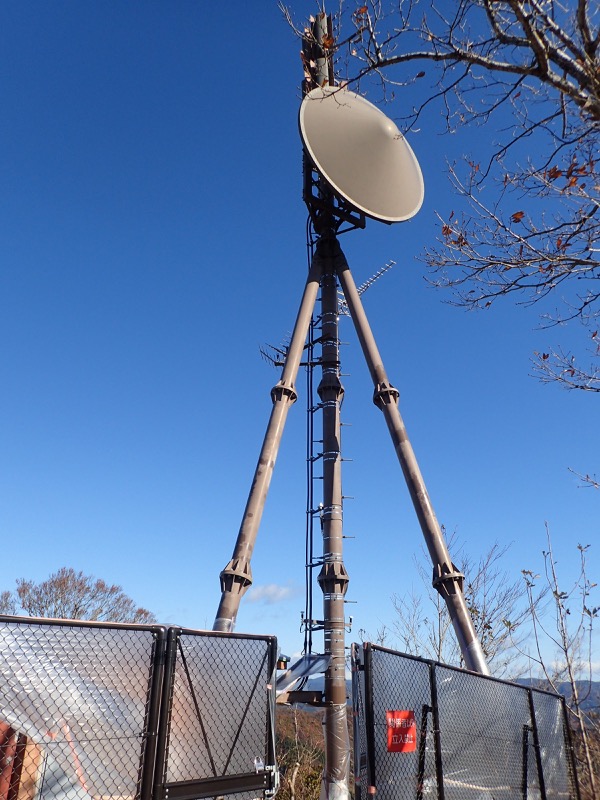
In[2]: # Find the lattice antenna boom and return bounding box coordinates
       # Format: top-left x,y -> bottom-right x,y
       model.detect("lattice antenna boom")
338,260 -> 395,316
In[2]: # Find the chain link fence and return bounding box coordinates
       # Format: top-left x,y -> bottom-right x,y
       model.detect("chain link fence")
352,643 -> 579,800
0,617 -> 277,800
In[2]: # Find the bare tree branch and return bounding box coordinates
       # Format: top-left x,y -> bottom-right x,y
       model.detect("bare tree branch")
283,0 -> 600,391
518,530 -> 598,798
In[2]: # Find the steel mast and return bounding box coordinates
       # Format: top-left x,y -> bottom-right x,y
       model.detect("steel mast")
316,237 -> 350,800
301,15 -> 351,800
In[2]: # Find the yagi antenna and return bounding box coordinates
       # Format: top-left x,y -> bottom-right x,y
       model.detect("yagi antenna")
260,343 -> 288,369
338,260 -> 395,316
299,86 -> 424,223
260,333 -> 292,369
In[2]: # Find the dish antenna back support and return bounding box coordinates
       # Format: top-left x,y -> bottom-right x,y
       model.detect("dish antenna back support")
213,10 -> 489,800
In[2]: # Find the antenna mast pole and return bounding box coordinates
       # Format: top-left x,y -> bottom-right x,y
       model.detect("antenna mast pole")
316,236 -> 350,800
303,15 -> 351,800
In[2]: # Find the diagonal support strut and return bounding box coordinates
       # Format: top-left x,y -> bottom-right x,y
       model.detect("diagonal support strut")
213,246 -> 324,633
334,237 -> 489,675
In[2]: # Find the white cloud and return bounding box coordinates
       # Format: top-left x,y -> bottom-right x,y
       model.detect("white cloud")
247,583 -> 296,605
585,661 -> 600,680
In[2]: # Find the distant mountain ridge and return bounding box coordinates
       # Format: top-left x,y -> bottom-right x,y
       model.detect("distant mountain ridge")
301,676 -> 600,713
517,679 -> 600,713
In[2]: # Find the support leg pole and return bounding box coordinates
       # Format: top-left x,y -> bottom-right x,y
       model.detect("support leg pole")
213,255 -> 322,633
334,241 -> 489,675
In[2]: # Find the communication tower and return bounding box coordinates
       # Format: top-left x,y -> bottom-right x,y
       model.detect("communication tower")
213,12 -> 489,800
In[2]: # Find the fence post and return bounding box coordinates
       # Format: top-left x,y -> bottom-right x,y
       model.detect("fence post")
560,695 -> 582,800
521,725 -> 531,800
140,627 -> 167,800
416,704 -> 432,800
265,638 -> 277,785
527,690 -> 547,800
350,644 -> 362,800
429,665 -> 445,800
363,644 -> 377,796
153,627 -> 181,798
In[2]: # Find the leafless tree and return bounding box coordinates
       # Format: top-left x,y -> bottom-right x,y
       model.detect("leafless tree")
0,591 -> 16,615
385,539 -> 536,677
276,706 -> 325,800
283,1 -> 600,391
0,566 -> 156,624
519,529 -> 598,798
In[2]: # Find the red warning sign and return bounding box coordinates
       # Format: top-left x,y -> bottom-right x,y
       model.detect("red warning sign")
386,710 -> 416,753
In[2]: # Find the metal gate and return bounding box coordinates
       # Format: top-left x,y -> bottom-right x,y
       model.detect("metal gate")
154,628 -> 276,800
352,643 -> 580,800
0,616 -> 277,800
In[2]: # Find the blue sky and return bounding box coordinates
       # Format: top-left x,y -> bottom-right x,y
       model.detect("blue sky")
1,2 -> 597,674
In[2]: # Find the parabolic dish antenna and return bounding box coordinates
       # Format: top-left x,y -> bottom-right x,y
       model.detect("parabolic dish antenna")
299,86 -> 424,223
